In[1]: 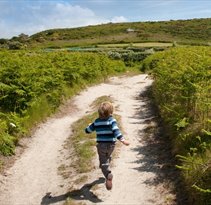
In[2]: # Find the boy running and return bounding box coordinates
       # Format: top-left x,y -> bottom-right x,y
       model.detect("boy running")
85,101 -> 129,190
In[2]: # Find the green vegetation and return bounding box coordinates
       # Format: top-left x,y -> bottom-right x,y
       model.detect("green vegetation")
0,18 -> 210,50
29,18 -> 210,48
0,51 -> 126,156
71,112 -> 97,173
107,50 -> 151,67
142,46 -> 211,205
46,46 -> 155,67
98,42 -> 173,48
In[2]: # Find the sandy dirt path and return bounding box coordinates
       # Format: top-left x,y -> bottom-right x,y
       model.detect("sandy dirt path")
0,74 -> 177,205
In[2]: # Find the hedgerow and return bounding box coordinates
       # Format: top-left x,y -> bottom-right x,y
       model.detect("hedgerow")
142,46 -> 211,204
0,50 -> 126,155
108,50 -> 150,66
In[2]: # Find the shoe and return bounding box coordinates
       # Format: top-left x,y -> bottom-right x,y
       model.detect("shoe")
106,173 -> 113,190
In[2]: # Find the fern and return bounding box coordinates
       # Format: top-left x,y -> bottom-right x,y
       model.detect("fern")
0,50 -> 126,155
143,46 -> 211,204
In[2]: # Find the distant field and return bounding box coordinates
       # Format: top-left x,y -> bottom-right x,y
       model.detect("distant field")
44,42 -> 173,51
30,18 -> 211,49
98,42 -> 173,48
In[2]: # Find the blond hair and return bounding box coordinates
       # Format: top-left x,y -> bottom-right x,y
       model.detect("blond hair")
98,101 -> 113,119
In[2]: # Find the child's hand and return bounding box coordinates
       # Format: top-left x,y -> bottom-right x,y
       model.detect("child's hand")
122,140 -> 130,146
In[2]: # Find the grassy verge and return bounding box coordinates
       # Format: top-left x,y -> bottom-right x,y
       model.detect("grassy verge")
71,112 -> 97,173
0,160 -> 3,170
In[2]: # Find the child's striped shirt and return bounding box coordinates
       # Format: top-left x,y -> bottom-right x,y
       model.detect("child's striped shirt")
85,116 -> 124,143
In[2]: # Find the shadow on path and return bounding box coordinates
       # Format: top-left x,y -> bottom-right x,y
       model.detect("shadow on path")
131,85 -> 190,205
41,177 -> 105,205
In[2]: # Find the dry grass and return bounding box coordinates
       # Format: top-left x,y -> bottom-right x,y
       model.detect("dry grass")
74,175 -> 88,185
90,95 -> 114,109
0,160 -> 3,171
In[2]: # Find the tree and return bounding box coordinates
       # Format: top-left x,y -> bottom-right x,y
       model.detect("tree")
18,33 -> 29,42
8,41 -> 25,50
0,38 -> 8,44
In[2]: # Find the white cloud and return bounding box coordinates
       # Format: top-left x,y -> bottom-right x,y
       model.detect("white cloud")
111,16 -> 128,23
78,0 -> 115,5
0,2 -> 111,38
47,3 -> 103,27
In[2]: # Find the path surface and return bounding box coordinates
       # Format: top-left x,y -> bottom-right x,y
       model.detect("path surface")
0,74 -> 177,205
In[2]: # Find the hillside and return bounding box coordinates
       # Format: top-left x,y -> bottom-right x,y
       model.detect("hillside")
29,18 -> 211,48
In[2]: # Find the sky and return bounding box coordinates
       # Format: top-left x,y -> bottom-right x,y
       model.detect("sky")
0,0 -> 211,39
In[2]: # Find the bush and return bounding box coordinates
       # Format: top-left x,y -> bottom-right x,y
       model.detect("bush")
108,50 -> 150,66
8,41 -> 25,50
143,46 -> 211,204
0,50 -> 126,155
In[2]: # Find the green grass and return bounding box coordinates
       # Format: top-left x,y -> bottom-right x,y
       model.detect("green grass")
27,18 -> 211,49
90,95 -> 114,109
98,42 -> 173,48
0,160 -> 3,170
2,18 -> 210,50
71,112 -> 97,173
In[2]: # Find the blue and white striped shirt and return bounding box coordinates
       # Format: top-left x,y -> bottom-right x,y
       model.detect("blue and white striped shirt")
85,116 -> 124,143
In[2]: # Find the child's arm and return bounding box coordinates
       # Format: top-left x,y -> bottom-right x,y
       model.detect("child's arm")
120,139 -> 130,146
111,119 -> 130,146
85,122 -> 95,134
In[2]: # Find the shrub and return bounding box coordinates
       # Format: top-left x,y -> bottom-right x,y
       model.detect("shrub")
0,50 -> 126,155
143,46 -> 211,204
